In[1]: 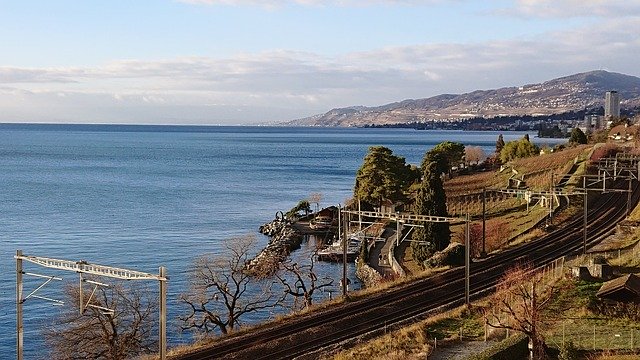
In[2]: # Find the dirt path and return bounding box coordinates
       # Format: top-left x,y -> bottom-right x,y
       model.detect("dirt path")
427,340 -> 498,360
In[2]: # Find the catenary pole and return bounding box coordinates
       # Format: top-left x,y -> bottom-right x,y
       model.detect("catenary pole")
549,173 -> 554,225
583,177 -> 588,254
465,213 -> 470,306
482,188 -> 486,257
627,175 -> 632,217
159,266 -> 167,360
358,197 -> 362,231
16,250 -> 23,360
342,207 -> 348,297
14,251 -> 166,359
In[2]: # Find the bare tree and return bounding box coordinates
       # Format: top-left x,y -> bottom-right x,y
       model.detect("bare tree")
275,251 -> 334,309
484,264 -> 561,360
468,222 -> 484,258
465,146 -> 486,166
180,235 -> 282,335
309,192 -> 323,213
487,219 -> 511,249
44,281 -> 157,360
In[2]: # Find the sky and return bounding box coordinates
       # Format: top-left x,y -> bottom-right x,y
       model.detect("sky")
1,0 -> 640,125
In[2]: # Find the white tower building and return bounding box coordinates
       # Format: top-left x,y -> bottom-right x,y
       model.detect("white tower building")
605,91 -> 620,119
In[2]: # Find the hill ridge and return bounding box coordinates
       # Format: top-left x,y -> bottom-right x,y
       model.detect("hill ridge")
286,70 -> 640,127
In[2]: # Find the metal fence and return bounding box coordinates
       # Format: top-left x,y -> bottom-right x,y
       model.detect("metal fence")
544,319 -> 639,351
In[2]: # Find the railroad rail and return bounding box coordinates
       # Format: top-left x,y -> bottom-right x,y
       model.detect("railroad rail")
175,183 -> 639,360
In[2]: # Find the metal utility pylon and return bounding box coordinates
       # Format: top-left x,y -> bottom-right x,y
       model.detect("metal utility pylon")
15,250 -> 168,360
342,210 -> 471,304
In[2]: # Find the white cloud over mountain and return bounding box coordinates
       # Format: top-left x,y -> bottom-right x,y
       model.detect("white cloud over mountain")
2,14 -> 639,124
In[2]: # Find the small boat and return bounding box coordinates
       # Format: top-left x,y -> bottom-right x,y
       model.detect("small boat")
309,215 -> 333,230
317,237 -> 360,262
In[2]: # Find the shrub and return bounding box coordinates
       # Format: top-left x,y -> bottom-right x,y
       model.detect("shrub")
558,341 -> 579,360
425,242 -> 465,268
590,143 -> 619,162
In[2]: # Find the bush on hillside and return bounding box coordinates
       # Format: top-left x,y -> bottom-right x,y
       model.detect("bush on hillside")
424,242 -> 465,268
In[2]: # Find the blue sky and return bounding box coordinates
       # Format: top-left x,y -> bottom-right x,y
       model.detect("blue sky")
1,0 -> 639,124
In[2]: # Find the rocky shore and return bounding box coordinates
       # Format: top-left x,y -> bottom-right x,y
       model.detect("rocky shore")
355,262 -> 382,288
246,218 -> 303,275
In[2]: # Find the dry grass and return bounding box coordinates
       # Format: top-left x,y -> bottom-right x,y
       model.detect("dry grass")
449,197 -> 525,218
608,247 -> 640,268
587,354 -> 640,360
330,305 -> 484,360
628,202 -> 640,222
443,144 -> 590,253
511,145 -> 591,175
592,228 -> 640,253
401,244 -> 423,275
450,204 -> 549,254
445,169 -> 511,195
508,228 -> 547,247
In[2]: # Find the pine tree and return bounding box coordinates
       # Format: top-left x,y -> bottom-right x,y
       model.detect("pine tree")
569,127 -> 587,144
411,161 -> 450,264
354,146 -> 418,207
496,134 -> 505,154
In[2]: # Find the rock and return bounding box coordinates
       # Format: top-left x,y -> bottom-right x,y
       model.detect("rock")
425,242 -> 465,268
248,218 -> 303,276
356,262 -> 382,288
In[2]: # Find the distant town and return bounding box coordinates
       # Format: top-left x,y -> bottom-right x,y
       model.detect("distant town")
364,91 -> 640,137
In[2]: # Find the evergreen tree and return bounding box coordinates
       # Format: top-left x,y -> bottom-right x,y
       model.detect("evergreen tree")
495,134 -> 505,154
569,127 -> 588,144
421,141 -> 465,176
354,146 -> 418,207
500,138 -> 539,163
411,161 -> 450,264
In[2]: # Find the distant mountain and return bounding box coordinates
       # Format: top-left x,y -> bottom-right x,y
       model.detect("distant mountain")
286,70 -> 640,127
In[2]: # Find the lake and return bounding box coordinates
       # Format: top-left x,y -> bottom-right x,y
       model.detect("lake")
0,124 -> 563,358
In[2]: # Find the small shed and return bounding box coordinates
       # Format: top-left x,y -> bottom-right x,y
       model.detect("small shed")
316,206 -> 336,219
378,199 -> 403,214
596,274 -> 640,303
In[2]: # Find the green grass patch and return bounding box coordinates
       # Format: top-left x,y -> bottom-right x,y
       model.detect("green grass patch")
541,277 -> 640,353
464,334 -> 528,360
424,309 -> 484,340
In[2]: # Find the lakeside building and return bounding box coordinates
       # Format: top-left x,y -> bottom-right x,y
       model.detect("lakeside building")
583,114 -> 602,133
605,90 -> 621,120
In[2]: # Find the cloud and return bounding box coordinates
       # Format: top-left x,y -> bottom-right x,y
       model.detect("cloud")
177,0 -> 441,7
2,16 -> 640,124
503,0 -> 640,18
0,67 -> 81,83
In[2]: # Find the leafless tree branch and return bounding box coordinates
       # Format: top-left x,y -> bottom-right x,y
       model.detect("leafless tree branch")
180,235 -> 283,335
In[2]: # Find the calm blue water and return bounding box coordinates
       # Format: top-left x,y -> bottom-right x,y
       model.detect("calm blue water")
0,125 -> 562,358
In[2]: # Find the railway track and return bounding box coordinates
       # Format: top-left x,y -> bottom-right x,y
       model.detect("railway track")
176,184 -> 639,360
